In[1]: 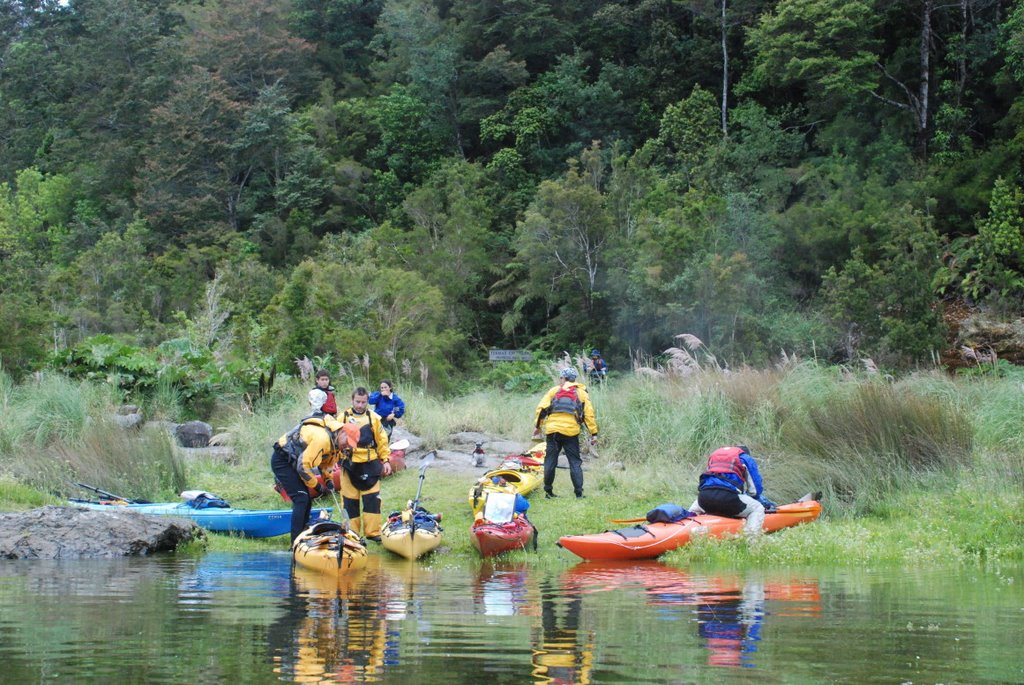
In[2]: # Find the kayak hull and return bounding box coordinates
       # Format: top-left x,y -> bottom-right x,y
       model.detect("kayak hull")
557,499 -> 822,561
70,500 -> 329,538
381,508 -> 443,560
470,517 -> 535,557
292,522 -> 368,574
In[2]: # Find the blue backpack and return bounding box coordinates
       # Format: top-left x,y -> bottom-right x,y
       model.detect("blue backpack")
645,503 -> 693,524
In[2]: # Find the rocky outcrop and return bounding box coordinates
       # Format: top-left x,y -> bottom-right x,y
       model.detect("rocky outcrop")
113,404 -> 144,430
0,506 -> 201,559
175,421 -> 213,447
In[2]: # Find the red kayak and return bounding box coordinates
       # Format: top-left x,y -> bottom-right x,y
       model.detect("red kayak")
471,516 -> 536,557
557,495 -> 822,561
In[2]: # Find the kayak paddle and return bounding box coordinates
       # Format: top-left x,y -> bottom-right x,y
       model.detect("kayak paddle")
73,482 -> 146,504
410,451 -> 437,510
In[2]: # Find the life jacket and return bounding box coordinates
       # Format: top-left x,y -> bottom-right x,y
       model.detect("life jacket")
703,446 -> 747,479
548,383 -> 583,421
317,387 -> 337,415
342,408 -> 378,449
279,414 -> 338,467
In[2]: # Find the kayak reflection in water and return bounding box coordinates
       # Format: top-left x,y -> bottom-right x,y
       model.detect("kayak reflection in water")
531,580 -> 594,685
268,562 -> 400,683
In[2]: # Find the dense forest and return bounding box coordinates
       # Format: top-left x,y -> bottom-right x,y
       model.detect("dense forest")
1,0 -> 1023,393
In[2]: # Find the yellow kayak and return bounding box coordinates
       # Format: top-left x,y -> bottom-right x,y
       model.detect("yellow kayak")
468,443 -> 546,515
292,521 -> 368,574
381,505 -> 443,560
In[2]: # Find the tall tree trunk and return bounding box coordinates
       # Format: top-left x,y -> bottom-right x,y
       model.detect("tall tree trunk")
721,0 -> 728,135
917,0 -> 933,153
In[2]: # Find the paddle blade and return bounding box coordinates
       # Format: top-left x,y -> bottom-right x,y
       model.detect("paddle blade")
419,450 -> 437,473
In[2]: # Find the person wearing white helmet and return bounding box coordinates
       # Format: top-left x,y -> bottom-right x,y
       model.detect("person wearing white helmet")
532,367 -> 599,499
270,390 -> 346,542
308,388 -> 328,414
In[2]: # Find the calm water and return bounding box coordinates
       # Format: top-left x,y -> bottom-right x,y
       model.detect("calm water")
0,552 -> 1020,684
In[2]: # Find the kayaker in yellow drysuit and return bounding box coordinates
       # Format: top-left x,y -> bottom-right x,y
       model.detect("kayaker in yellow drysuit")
271,389 -> 346,542
339,387 -> 392,541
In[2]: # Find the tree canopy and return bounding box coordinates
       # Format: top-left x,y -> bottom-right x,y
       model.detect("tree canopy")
1,0 -> 1022,388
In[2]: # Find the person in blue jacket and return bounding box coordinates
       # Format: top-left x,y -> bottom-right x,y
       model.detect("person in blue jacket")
689,445 -> 776,538
369,379 -> 405,438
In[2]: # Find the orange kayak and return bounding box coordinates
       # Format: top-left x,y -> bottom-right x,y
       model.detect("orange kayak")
557,496 -> 822,561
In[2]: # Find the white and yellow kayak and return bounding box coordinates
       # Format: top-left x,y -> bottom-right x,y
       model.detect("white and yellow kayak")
292,521 -> 368,573
381,505 -> 443,560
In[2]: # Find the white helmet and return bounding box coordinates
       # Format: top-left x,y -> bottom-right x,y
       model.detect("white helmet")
308,389 -> 328,411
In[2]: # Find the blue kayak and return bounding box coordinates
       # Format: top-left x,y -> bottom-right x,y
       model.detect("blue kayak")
69,500 -> 330,538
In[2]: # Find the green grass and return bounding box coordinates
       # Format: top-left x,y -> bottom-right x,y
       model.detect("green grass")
1,363 -> 1022,567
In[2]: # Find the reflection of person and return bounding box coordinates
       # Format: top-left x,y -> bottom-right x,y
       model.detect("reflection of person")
532,580 -> 593,685
340,387 -> 392,541
368,380 -> 404,438
689,446 -> 776,539
696,581 -> 765,668
269,565 -> 395,683
585,349 -> 607,383
314,369 -> 338,416
532,368 -> 599,499
270,391 -> 346,542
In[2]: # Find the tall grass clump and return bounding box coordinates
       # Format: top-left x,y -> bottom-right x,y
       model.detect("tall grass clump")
0,371 -> 121,462
781,380 -> 973,515
145,375 -> 186,421
47,423 -> 187,501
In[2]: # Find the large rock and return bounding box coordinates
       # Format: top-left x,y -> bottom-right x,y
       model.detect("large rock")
175,420 -> 213,448
0,506 -> 200,559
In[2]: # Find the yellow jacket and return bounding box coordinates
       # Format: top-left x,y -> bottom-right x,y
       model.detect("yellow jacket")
276,415 -> 346,489
535,381 -> 599,438
341,407 -> 391,464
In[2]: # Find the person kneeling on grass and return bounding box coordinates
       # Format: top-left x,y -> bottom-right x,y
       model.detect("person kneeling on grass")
689,445 -> 777,539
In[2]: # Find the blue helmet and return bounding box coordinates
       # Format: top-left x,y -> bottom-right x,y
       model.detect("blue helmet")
560,367 -> 578,381
590,349 -> 601,357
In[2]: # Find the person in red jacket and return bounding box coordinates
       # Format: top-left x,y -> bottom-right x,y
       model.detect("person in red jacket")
313,369 -> 338,417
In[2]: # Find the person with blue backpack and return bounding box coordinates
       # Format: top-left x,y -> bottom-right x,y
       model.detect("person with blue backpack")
689,445 -> 777,539
532,367 -> 599,499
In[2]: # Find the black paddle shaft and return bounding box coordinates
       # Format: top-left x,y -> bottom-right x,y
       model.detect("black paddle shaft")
74,482 -> 138,503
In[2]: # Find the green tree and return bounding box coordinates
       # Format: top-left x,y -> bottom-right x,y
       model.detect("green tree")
510,145 -> 615,341
952,177 -> 1024,309
822,206 -> 945,363
260,259 -> 456,384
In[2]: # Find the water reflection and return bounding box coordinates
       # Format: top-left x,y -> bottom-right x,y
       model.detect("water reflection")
472,561 -> 534,618
532,577 -> 594,685
1,556 -> 1017,684
563,560 -> 820,670
269,556 -> 400,683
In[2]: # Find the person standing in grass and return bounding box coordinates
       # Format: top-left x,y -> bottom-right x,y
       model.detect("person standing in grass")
368,379 -> 404,438
689,445 -> 777,539
532,367 -> 599,499
340,387 -> 392,541
313,369 -> 338,417
270,389 -> 345,543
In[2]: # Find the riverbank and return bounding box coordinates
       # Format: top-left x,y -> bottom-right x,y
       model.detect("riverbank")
2,364 -> 1022,566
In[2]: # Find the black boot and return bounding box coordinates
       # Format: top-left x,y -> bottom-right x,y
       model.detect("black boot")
544,490 -> 558,499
